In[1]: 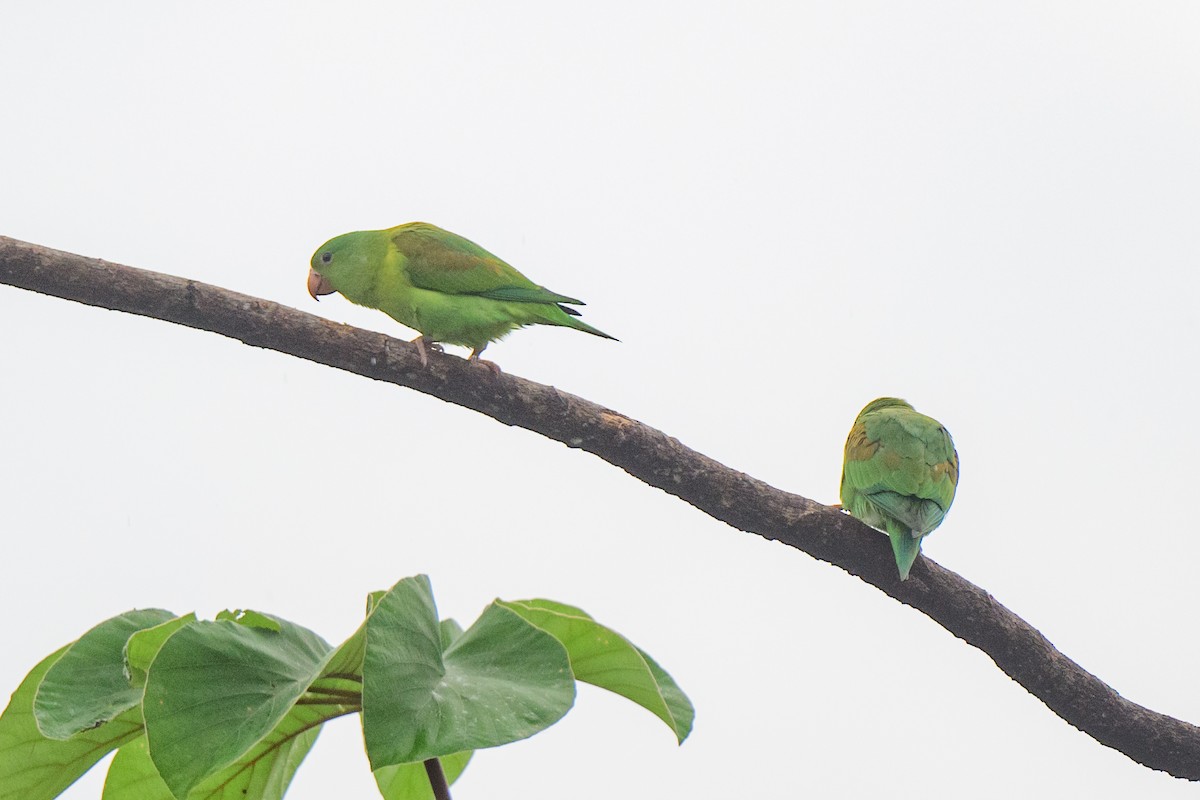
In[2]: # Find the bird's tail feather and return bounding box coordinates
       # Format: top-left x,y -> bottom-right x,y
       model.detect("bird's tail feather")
887,521 -> 923,581
559,310 -> 618,341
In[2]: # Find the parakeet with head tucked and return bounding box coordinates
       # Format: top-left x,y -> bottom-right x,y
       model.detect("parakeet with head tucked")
840,397 -> 959,581
307,222 -> 615,367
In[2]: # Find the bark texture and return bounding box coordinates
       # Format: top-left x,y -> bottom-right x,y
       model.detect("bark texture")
2,235 -> 1197,779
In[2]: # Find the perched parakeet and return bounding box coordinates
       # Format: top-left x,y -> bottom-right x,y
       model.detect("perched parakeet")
307,222 -> 615,366
840,397 -> 959,581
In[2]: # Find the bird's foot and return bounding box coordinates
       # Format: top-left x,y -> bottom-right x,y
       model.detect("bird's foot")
411,336 -> 444,368
467,349 -> 502,376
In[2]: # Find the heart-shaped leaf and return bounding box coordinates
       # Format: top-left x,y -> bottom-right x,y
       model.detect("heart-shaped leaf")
142,613 -> 333,798
362,575 -> 575,768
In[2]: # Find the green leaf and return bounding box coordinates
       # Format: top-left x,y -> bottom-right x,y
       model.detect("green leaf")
499,599 -> 695,743
103,713 -> 321,800
142,614 -> 333,798
362,575 -> 575,768
124,614 -> 196,689
373,752 -> 472,800
313,589 -> 481,797
108,610 -> 338,800
0,646 -> 144,800
34,609 -> 175,740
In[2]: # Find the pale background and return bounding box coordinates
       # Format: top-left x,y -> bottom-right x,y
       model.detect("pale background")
3,3 -> 1199,798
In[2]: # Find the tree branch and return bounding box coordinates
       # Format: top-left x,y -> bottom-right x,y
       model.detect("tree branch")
2,235 -> 1196,780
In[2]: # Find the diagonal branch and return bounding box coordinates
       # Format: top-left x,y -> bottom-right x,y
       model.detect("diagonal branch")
2,235 -> 1196,779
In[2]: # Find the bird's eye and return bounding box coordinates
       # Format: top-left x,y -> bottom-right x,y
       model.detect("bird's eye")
321,252 -> 333,264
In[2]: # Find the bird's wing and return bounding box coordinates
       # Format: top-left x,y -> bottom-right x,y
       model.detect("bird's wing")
391,223 -> 583,304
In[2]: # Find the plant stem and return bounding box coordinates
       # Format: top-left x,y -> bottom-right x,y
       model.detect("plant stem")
424,758 -> 452,800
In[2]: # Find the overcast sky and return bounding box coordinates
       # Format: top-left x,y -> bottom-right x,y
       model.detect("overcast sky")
4,2 -> 1200,798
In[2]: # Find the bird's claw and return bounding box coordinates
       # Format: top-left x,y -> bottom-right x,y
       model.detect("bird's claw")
467,349 -> 502,376
411,336 -> 443,368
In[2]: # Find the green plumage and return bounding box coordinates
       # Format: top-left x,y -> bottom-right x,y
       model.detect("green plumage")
840,397 -> 959,580
307,222 -> 615,363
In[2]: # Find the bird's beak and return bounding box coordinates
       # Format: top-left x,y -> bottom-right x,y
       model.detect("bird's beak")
307,268 -> 336,300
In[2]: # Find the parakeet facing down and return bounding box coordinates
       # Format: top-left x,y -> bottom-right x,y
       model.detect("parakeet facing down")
840,397 -> 959,581
307,222 -> 615,367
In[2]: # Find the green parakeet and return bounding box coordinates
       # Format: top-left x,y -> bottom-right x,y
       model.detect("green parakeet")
840,397 -> 959,581
307,222 -> 615,366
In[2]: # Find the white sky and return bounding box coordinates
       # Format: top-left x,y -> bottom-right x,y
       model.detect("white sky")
3,2 -> 1200,798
